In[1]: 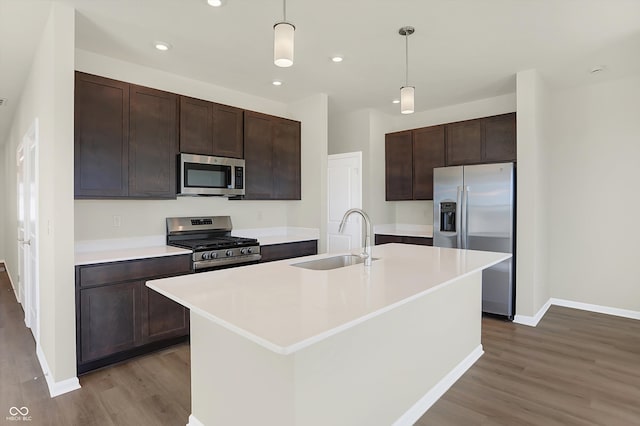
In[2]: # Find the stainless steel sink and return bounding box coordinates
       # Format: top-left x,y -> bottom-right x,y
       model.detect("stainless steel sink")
292,255 -> 378,271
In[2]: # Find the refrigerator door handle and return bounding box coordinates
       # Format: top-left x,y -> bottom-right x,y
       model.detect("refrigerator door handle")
456,186 -> 463,248
461,186 -> 469,249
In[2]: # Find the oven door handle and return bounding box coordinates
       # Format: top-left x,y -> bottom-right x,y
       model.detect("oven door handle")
193,253 -> 262,271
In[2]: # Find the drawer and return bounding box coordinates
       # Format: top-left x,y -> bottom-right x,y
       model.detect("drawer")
260,240 -> 318,263
78,254 -> 191,288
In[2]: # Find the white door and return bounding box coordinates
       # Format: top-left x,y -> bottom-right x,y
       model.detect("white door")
17,120 -> 39,339
16,144 -> 26,306
327,152 -> 362,253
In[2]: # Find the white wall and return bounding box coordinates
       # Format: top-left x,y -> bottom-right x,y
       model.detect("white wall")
74,50 -> 327,242
0,147 -> 5,262
287,94 -> 329,252
2,2 -> 77,389
547,74 -> 640,311
327,108 -> 395,226
515,70 -> 551,319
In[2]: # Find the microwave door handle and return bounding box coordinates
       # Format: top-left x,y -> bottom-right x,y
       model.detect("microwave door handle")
456,186 -> 463,249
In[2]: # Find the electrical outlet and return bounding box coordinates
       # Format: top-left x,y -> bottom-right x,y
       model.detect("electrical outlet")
113,215 -> 121,227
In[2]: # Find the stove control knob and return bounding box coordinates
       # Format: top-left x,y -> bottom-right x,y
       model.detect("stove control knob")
246,247 -> 253,254
240,248 -> 248,255
226,250 -> 233,257
210,252 -> 218,259
202,252 -> 210,260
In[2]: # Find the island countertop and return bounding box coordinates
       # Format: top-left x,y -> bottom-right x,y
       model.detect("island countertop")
146,244 -> 510,355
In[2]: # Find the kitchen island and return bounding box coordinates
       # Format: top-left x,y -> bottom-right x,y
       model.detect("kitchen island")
147,243 -> 510,426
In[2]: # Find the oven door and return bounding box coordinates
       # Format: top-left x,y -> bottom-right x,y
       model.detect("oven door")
179,153 -> 245,196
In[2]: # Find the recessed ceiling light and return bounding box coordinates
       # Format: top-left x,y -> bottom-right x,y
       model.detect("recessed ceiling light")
272,80 -> 283,86
590,65 -> 606,74
331,56 -> 343,63
207,0 -> 223,6
392,99 -> 400,104
154,41 -> 171,51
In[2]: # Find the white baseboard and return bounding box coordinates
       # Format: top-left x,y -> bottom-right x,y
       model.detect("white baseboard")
514,298 -> 640,327
36,344 -> 81,398
550,298 -> 640,321
392,344 -> 484,426
2,261 -> 19,301
513,299 -> 551,327
187,414 -> 204,426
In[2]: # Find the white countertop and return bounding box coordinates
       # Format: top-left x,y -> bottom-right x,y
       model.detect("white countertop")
374,223 -> 433,238
233,226 -> 319,245
74,228 -> 319,265
147,244 -> 510,355
75,244 -> 191,266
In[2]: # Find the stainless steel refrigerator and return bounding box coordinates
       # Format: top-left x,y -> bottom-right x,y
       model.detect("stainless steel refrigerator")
433,162 -> 515,319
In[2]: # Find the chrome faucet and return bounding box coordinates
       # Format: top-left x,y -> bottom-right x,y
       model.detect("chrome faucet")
338,208 -> 373,267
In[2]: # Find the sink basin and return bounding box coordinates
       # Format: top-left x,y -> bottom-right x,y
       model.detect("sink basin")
292,255 -> 378,271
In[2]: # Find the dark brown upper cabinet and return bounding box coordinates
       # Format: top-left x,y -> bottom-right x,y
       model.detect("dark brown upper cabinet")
385,131 -> 414,201
244,111 -> 301,200
179,96 -> 243,158
446,113 -> 516,166
74,72 -> 178,199
129,85 -> 178,198
483,113 -> 517,163
74,72 -> 130,198
385,126 -> 445,201
446,119 -> 483,165
412,125 -> 445,200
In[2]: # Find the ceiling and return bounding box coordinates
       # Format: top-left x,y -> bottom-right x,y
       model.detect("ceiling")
2,0 -> 640,143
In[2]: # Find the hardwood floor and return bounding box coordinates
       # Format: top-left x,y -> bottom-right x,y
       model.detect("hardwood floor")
0,264 -> 190,426
1,263 -> 639,425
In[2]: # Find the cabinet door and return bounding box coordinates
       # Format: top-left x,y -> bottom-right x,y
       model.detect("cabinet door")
79,281 -> 140,363
212,103 -> 244,158
413,125 -> 445,200
260,240 -> 318,263
374,234 -> 405,245
129,85 -> 178,198
385,131 -> 413,201
273,118 -> 301,200
483,113 -> 516,163
180,96 -> 213,155
446,119 -> 482,165
244,111 -> 274,199
140,285 -> 189,344
74,72 -> 129,198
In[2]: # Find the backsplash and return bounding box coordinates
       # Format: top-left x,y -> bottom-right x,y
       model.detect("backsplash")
394,200 -> 433,226
74,198 -> 289,241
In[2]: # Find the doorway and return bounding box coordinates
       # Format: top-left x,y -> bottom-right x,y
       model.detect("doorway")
16,119 -> 39,340
326,152 -> 362,253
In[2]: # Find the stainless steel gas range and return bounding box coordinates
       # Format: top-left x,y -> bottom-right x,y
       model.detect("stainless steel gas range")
166,216 -> 261,272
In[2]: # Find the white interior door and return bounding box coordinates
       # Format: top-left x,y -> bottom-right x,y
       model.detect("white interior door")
327,152 -> 362,253
16,144 -> 26,306
17,120 -> 39,340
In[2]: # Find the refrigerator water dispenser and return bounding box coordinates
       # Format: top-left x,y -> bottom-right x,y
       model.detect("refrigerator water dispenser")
440,202 -> 456,232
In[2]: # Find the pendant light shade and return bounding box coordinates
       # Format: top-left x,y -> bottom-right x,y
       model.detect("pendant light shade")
400,86 -> 415,114
274,0 -> 295,67
399,26 -> 415,114
274,21 -> 295,67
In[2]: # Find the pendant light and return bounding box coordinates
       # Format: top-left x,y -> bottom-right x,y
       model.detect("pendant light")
399,26 -> 415,114
274,0 -> 295,67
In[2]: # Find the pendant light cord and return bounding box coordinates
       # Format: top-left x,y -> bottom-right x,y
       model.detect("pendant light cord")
283,0 -> 287,21
405,33 -> 409,86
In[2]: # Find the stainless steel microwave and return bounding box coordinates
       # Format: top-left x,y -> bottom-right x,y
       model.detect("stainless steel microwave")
178,153 -> 245,196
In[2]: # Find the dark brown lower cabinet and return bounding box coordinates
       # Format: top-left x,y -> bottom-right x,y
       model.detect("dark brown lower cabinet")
374,234 -> 433,246
76,255 -> 191,374
260,240 -> 318,263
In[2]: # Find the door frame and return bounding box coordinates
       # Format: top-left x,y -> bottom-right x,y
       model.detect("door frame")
327,151 -> 363,253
